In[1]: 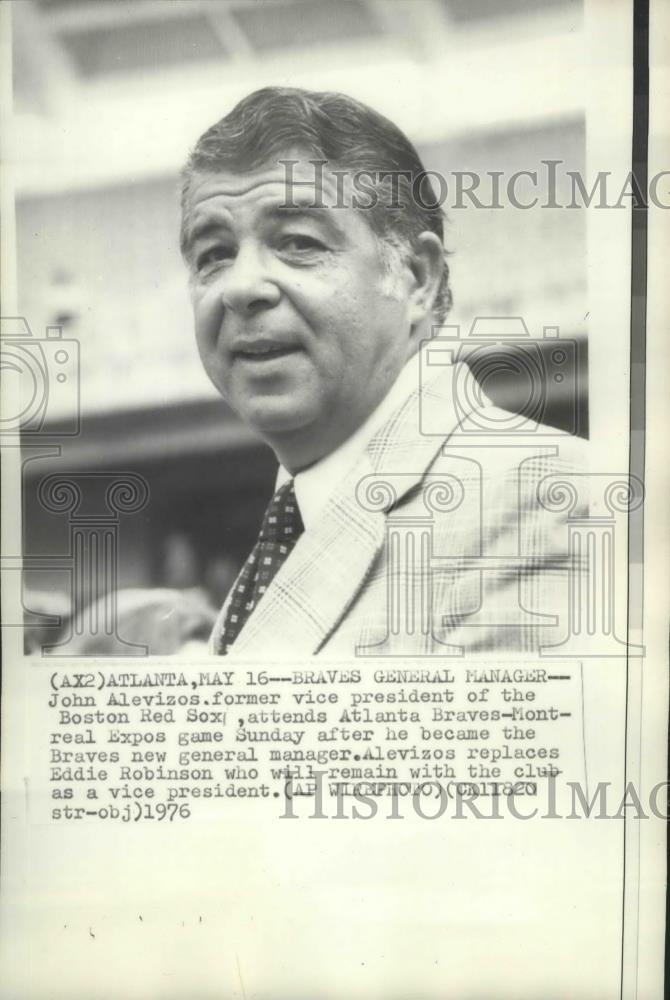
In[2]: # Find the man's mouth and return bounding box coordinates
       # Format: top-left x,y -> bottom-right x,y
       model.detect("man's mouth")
232,339 -> 300,362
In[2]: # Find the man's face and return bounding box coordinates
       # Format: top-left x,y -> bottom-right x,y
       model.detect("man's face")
183,158 -> 419,470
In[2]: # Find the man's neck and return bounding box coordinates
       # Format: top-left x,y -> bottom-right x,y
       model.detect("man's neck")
272,342 -> 426,474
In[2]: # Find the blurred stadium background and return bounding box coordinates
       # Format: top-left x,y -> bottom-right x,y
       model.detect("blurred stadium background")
8,0 -> 587,638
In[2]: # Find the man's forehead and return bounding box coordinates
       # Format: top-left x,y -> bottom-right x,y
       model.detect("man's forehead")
183,157 -> 359,215
181,158 -> 365,253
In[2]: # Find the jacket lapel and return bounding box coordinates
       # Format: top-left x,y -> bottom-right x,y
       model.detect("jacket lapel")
230,450 -> 385,657
223,356 -> 474,657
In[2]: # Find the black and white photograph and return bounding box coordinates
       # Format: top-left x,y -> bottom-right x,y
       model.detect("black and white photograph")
1,1 -> 667,997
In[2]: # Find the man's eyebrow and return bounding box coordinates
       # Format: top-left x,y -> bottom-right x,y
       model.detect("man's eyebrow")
267,205 -> 332,219
264,205 -> 345,234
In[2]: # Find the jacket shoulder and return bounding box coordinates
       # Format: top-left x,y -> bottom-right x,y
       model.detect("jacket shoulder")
437,403 -> 591,475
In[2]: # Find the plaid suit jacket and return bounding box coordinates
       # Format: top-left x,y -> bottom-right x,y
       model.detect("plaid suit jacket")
210,359 -> 589,658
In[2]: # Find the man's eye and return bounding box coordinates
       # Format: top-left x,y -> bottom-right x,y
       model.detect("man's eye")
280,234 -> 325,254
196,246 -> 235,272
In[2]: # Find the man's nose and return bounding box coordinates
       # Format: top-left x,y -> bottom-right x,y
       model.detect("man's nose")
219,243 -> 280,315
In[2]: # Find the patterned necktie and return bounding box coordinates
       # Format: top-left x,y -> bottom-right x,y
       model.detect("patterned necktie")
216,480 -> 304,654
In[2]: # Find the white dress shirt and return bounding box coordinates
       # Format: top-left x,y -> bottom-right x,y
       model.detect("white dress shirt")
276,349 -> 422,531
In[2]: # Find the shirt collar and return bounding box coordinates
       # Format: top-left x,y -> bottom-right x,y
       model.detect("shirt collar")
276,349 -> 422,531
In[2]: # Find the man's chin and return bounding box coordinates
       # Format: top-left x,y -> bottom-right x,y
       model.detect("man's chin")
240,398 -> 317,440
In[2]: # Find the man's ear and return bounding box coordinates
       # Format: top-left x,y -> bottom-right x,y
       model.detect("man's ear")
406,231 -> 445,332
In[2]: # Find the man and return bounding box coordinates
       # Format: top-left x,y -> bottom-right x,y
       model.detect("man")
180,87 -> 587,657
